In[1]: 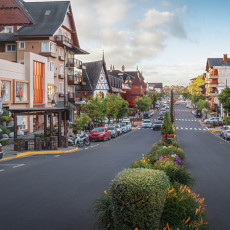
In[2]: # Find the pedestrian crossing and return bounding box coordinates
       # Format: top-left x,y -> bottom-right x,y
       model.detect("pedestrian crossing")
176,127 -> 206,131
175,109 -> 190,112
175,119 -> 197,122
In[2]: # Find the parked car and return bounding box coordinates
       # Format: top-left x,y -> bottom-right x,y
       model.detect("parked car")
204,117 -> 223,124
220,125 -> 230,137
165,105 -> 169,109
142,120 -> 152,128
121,122 -> 131,131
158,113 -> 164,120
119,123 -> 128,133
108,126 -> 118,138
122,117 -> 130,122
89,127 -> 111,141
152,121 -> 162,130
115,124 -> 122,135
155,103 -> 160,108
221,125 -> 230,140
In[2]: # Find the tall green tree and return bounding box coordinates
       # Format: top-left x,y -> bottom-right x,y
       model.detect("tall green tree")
170,90 -> 174,122
219,87 -> 230,112
73,114 -> 92,133
105,94 -> 119,123
85,97 -> 107,124
161,111 -> 174,141
147,92 -> 158,108
135,95 -> 152,112
187,75 -> 205,95
116,97 -> 129,120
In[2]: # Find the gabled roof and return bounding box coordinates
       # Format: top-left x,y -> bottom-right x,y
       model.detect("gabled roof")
206,58 -> 230,71
16,1 -> 70,37
81,60 -> 110,91
0,0 -> 35,26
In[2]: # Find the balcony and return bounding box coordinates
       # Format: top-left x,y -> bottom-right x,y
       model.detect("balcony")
68,93 -> 82,102
55,35 -> 73,48
208,74 -> 218,79
68,75 -> 82,85
68,58 -> 82,69
59,74 -> 64,79
40,52 -> 57,58
59,56 -> 64,61
208,84 -> 218,88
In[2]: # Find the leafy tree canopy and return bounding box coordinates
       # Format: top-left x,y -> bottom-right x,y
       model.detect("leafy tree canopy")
219,87 -> 230,112
135,95 -> 152,112
187,75 -> 205,95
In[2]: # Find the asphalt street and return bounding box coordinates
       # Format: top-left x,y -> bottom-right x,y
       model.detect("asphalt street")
175,104 -> 230,229
0,112 -> 161,230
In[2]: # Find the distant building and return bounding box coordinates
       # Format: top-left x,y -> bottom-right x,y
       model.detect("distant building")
147,83 -> 163,93
205,54 -> 230,110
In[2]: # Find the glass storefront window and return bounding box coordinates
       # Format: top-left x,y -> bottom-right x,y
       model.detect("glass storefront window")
0,80 -> 11,102
48,85 -> 55,101
17,115 -> 28,130
16,82 -> 28,102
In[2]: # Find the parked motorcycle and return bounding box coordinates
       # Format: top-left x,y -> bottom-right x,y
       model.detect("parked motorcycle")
68,132 -> 90,147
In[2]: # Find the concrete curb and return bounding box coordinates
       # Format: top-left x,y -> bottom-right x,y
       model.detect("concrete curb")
0,147 -> 79,162
205,127 -> 220,132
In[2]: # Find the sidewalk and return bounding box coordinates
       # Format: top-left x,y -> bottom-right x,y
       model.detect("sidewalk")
0,144 -> 78,162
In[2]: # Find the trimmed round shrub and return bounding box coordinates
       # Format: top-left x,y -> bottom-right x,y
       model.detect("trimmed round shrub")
110,168 -> 169,229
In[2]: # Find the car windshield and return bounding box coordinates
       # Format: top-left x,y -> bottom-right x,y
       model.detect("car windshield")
120,123 -> 126,127
115,125 -> 120,128
92,128 -> 104,132
108,127 -> 114,130
143,121 -> 151,123
154,122 -> 162,124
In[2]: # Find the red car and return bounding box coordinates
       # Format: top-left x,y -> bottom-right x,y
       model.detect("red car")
89,127 -> 111,141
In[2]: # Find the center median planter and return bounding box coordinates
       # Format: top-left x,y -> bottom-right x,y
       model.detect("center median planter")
162,134 -> 175,141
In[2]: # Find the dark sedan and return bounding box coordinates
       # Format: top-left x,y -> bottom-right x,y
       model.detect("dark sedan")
152,121 -> 162,130
158,113 -> 164,120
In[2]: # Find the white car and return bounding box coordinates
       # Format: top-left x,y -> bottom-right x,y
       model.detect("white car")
122,117 -> 130,123
119,123 -> 128,133
121,121 -> 131,131
204,117 -> 222,124
165,105 -> 170,109
221,126 -> 230,140
142,120 -> 152,128
161,108 -> 166,114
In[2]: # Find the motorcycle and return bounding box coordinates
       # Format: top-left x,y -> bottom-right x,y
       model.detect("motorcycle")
68,132 -> 90,147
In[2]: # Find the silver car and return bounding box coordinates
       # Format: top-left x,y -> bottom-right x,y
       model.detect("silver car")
119,123 -> 128,133
222,126 -> 230,140
115,124 -> 122,135
142,120 -> 152,128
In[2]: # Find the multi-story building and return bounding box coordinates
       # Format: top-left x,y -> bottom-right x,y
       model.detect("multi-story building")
108,65 -> 146,107
146,83 -> 163,93
0,0 -> 87,110
205,54 -> 230,110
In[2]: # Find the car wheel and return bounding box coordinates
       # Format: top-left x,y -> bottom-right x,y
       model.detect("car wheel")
77,141 -> 84,148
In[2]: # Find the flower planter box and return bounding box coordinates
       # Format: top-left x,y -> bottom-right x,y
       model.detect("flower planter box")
162,134 -> 175,141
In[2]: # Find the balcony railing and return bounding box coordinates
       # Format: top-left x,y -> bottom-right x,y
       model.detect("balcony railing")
68,75 -> 82,85
68,58 -> 82,69
208,84 -> 218,88
40,52 -> 57,58
68,93 -> 82,102
208,74 -> 219,79
55,35 -> 73,48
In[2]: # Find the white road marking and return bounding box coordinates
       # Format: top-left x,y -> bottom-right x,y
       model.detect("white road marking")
0,169 -> 4,172
194,128 -> 197,130
12,164 -> 25,169
199,128 -> 201,130
54,155 -> 60,158
190,128 -> 193,130
185,128 -> 188,130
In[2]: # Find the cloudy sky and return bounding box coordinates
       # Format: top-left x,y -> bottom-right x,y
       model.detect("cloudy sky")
27,0 -> 230,86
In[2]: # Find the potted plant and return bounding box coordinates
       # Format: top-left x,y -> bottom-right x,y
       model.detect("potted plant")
161,111 -> 175,142
1,116 -> 10,127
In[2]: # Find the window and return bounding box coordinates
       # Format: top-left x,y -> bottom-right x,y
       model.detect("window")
49,62 -> 54,72
5,27 -> 13,33
59,65 -> 63,75
15,82 -> 28,102
48,85 -> 56,101
6,44 -> 16,52
59,48 -> 63,56
50,42 -> 54,53
19,42 -> 25,50
17,115 -> 28,130
0,80 -> 11,102
42,42 -> 48,52
59,83 -> 63,93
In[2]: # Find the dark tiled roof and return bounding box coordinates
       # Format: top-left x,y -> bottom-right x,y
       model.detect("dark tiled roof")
0,34 -> 16,41
148,83 -> 163,88
207,58 -> 230,68
15,0 -> 35,23
15,1 -> 70,36
80,60 -> 104,91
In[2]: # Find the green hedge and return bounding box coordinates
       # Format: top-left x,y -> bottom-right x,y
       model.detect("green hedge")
110,168 -> 169,229
0,139 -> 9,146
0,126 -> 11,135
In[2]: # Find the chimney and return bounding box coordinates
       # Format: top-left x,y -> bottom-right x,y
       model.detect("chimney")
113,65 -> 115,70
223,54 -> 228,62
121,65 -> 125,72
110,65 -> 113,71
